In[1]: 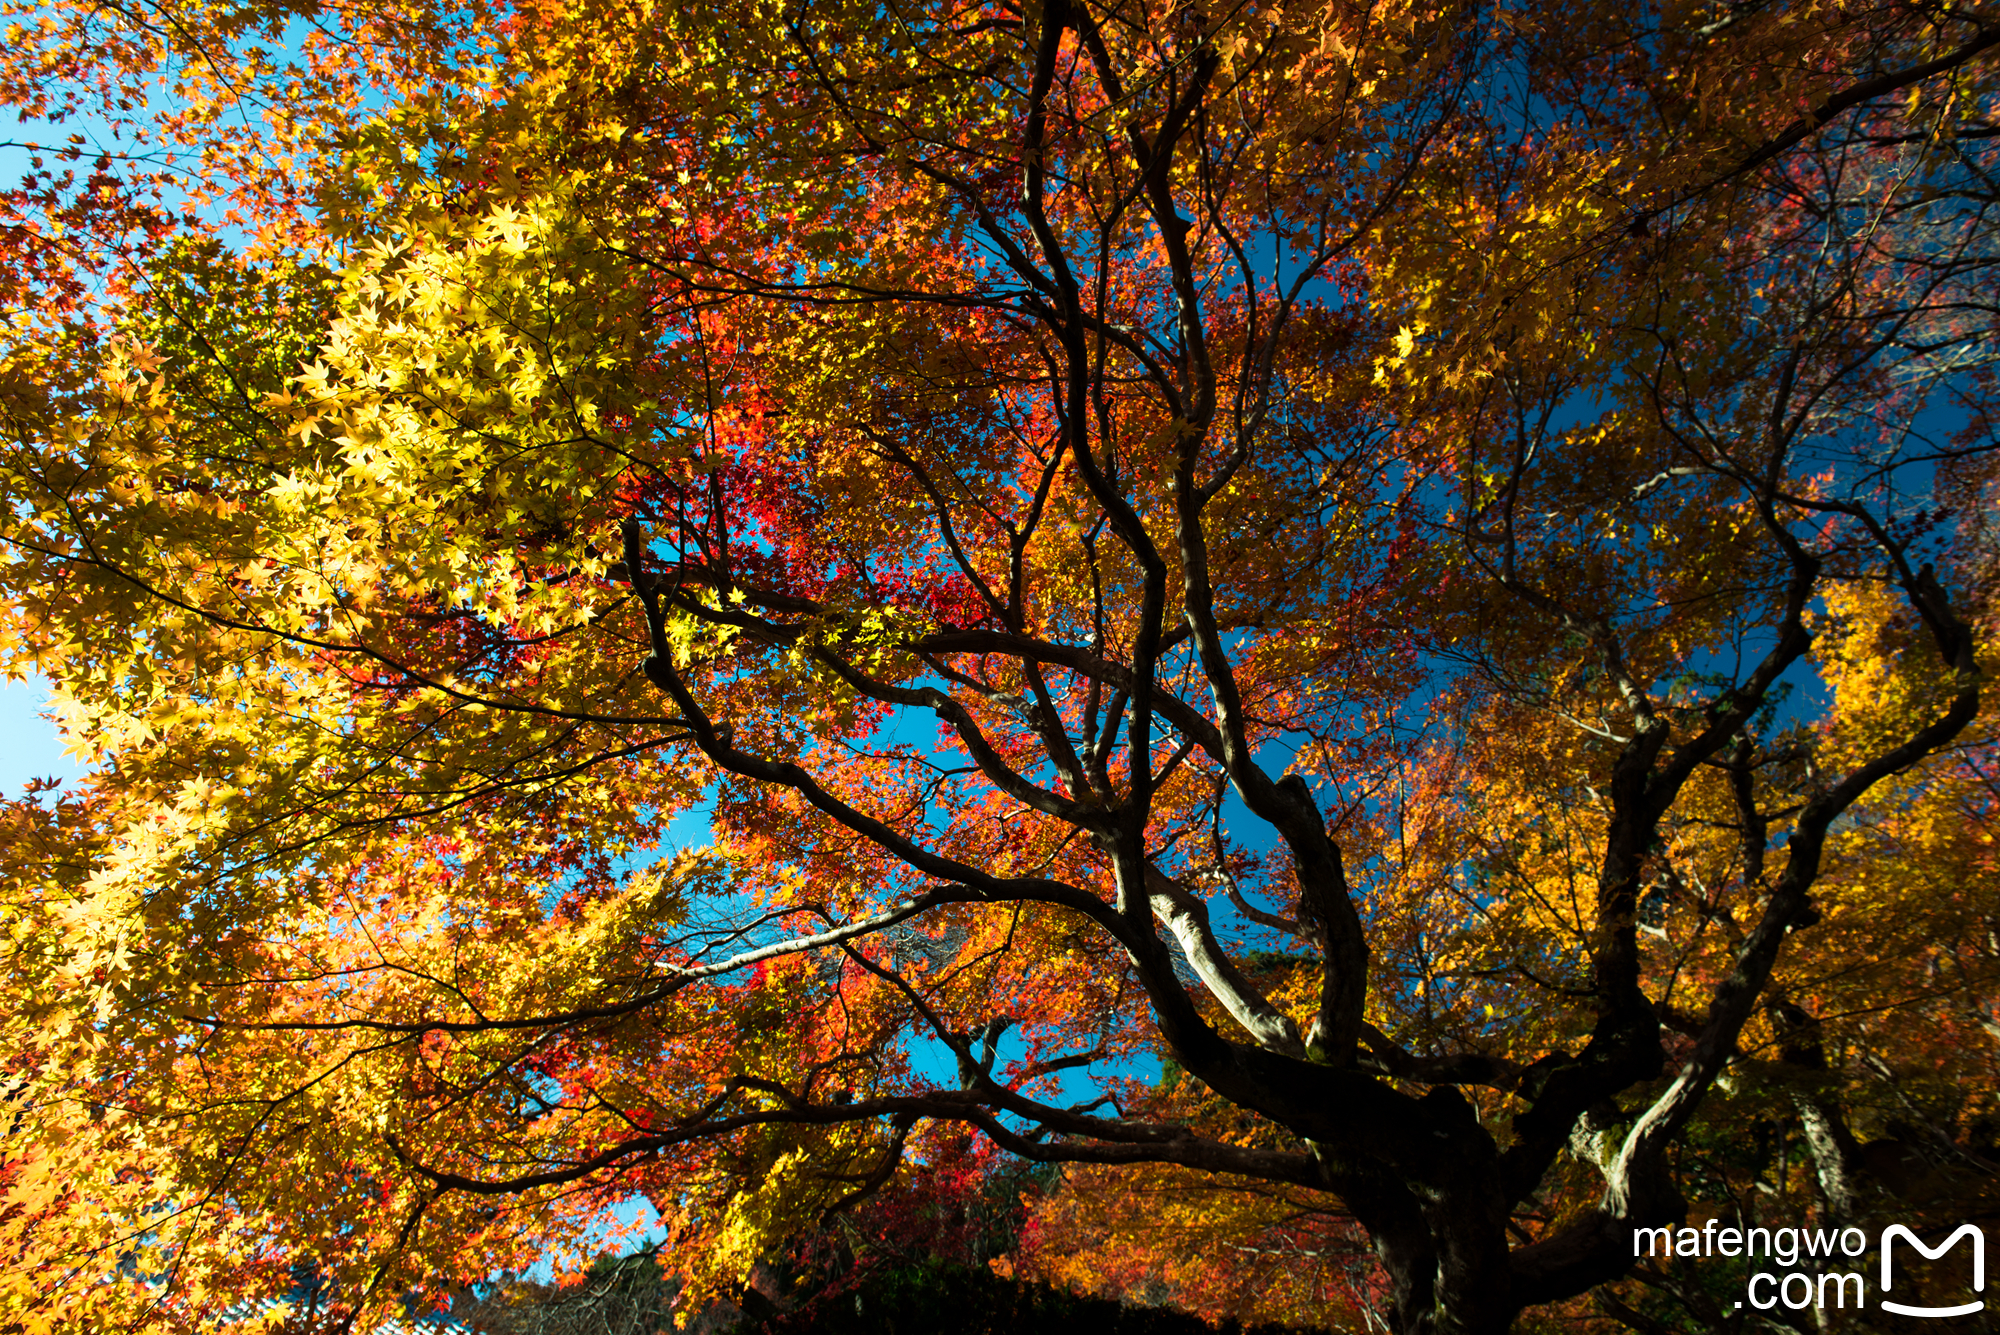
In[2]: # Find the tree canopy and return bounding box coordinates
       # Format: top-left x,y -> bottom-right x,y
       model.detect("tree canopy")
3,0 -> 2000,1331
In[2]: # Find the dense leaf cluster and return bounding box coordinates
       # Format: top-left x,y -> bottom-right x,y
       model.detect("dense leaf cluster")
2,0 -> 1999,1331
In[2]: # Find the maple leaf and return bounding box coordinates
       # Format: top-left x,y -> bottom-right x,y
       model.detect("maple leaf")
2,0 -> 1999,1332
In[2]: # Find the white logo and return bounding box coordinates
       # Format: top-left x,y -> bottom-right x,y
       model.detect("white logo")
1881,1224 -> 1985,1317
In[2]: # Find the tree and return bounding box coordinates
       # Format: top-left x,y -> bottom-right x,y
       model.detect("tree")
3,0 -> 1999,1331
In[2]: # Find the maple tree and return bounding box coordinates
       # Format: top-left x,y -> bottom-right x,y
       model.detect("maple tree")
3,0 -> 2000,1331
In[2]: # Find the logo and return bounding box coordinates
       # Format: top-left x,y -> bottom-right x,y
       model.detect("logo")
1641,1219 -> 1988,1315
1881,1224 -> 1985,1318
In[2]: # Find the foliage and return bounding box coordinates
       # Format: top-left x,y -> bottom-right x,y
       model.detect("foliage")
458,1249 -> 1337,1335
758,1256 -> 1335,1335
2,0 -> 2000,1332
451,1249 -> 681,1335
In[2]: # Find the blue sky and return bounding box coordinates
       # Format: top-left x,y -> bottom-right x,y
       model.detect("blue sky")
0,676 -> 85,798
